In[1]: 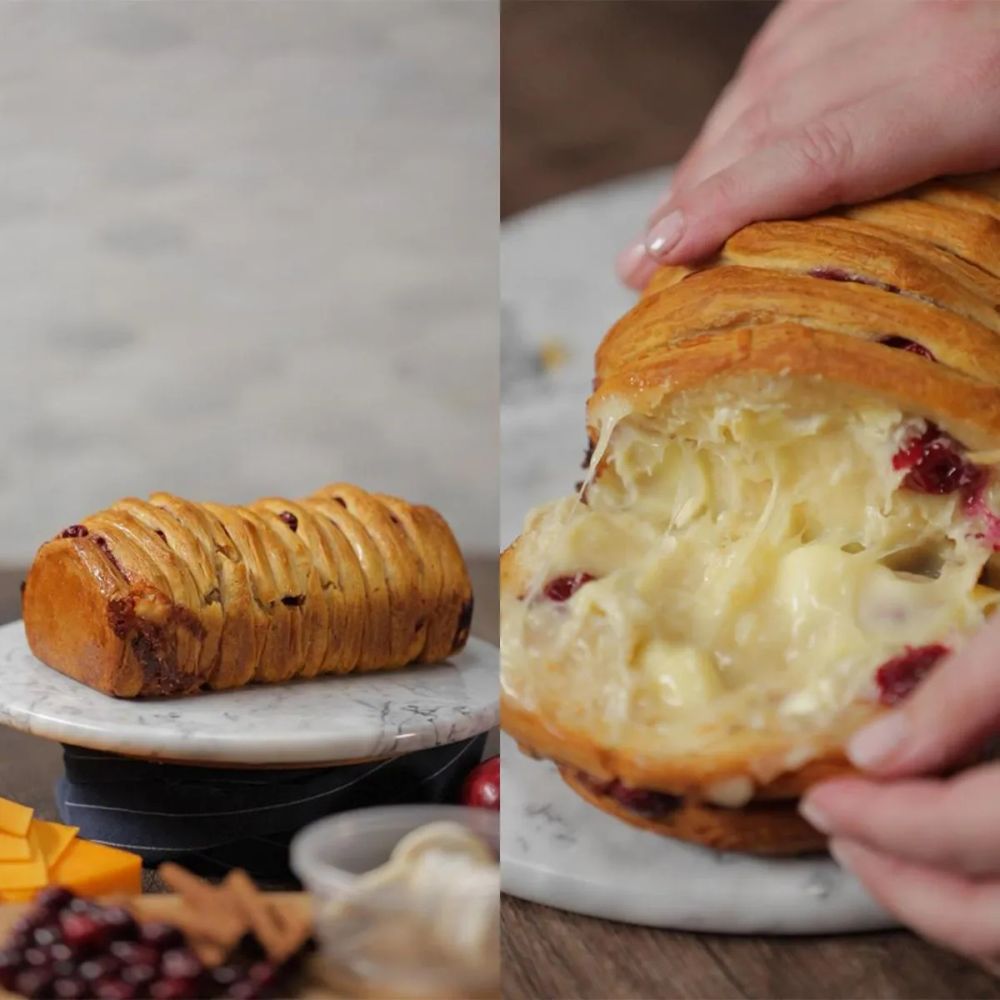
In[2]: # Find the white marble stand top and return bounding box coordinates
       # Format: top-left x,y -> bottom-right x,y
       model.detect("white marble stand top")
501,736 -> 894,934
0,620 -> 498,767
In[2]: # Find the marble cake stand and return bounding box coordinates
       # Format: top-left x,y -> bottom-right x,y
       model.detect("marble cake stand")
500,173 -> 895,933
0,620 -> 498,766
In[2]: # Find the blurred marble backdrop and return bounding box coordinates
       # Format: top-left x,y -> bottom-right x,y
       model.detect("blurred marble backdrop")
0,1 -> 498,564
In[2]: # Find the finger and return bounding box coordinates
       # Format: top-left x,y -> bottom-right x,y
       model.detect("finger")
848,613 -> 1000,776
703,0 -> 894,146
802,766 -> 1000,878
830,837 -> 1000,961
674,39 -> 911,201
645,79 -> 1000,265
671,1 -> 825,197
615,239 -> 660,291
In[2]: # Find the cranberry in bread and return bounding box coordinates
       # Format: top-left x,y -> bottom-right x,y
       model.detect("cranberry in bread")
500,171 -> 1000,854
23,484 -> 472,698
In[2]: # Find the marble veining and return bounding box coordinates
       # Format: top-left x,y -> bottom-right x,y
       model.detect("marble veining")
500,174 -> 897,933
0,621 -> 498,766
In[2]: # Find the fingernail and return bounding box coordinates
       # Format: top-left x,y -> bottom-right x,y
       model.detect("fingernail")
828,838 -> 859,873
847,711 -> 909,770
615,240 -> 652,287
645,210 -> 685,259
798,796 -> 831,835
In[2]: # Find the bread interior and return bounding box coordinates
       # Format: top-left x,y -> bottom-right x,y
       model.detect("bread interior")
501,375 -> 1000,765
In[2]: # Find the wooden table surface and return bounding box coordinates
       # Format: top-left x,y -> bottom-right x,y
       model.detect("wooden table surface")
500,3 -> 1000,997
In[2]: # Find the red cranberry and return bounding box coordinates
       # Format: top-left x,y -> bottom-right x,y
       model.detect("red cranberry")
150,976 -> 200,999
96,979 -> 139,1000
93,536 -> 124,574
15,968 -> 55,999
23,946 -> 50,967
67,897 -> 101,916
13,911 -> 48,936
542,573 -> 595,602
60,525 -> 89,538
31,924 -> 61,948
52,978 -> 88,1000
248,962 -> 278,986
7,921 -> 34,951
893,424 -> 981,495
808,267 -> 901,294
51,958 -> 77,978
110,941 -> 160,967
460,756 -> 500,810
209,964 -> 241,989
278,511 -> 298,532
60,913 -> 110,953
80,955 -> 122,982
879,336 -> 935,360
35,887 -> 75,914
121,963 -> 158,989
160,949 -> 203,981
100,907 -> 138,941
227,982 -> 264,1000
604,780 -> 682,818
139,923 -> 185,952
875,644 -> 949,705
0,949 -> 22,990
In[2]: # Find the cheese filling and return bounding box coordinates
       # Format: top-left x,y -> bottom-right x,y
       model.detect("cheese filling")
502,377 -> 1000,758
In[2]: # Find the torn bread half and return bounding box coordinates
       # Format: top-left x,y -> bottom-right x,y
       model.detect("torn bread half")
500,171 -> 1000,854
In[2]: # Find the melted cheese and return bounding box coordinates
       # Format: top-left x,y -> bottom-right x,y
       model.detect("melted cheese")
502,377 -> 1000,759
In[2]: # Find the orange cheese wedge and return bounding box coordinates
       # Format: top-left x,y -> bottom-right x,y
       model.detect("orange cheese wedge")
0,832 -> 47,894
30,820 -> 78,870
0,832 -> 31,862
48,839 -> 142,897
0,797 -> 33,838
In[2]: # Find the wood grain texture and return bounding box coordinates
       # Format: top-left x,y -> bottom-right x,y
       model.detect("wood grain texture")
502,897 -> 1000,1000
501,0 -> 776,218
500,1 -> 1000,997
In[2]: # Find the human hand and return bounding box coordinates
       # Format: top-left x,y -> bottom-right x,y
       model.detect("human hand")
617,0 -> 1000,289
800,611 -> 1000,971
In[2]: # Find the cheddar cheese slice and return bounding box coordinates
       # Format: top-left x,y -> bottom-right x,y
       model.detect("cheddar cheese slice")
0,797 -> 33,838
48,839 -> 142,897
0,832 -> 30,862
30,820 -> 78,870
0,834 -> 47,894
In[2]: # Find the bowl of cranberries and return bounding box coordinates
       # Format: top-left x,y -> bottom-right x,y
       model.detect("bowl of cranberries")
0,887 -> 298,1000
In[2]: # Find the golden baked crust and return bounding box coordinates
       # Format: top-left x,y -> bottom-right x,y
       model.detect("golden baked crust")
23,486 -> 473,698
502,171 -> 1000,852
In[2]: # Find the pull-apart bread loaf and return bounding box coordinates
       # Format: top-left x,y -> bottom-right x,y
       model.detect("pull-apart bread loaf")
500,171 -> 1000,854
24,484 -> 473,697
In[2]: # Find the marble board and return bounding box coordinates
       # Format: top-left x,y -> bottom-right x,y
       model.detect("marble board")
0,620 -> 498,767
500,736 -> 894,934
500,172 -> 896,933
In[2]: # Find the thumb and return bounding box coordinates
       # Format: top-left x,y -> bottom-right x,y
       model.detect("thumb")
644,82 -> 998,266
847,612 -> 1000,778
